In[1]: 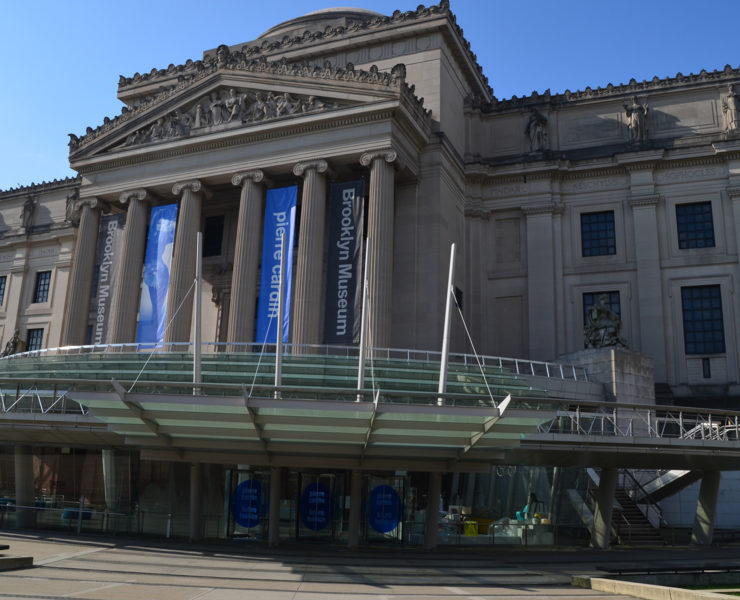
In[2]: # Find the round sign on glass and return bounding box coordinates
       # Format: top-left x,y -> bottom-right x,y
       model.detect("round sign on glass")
300,481 -> 333,531
231,479 -> 261,528
368,484 -> 401,533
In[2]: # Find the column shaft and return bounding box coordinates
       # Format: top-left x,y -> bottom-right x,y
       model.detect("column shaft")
268,467 -> 282,547
292,160 -> 328,348
189,462 -> 202,541
424,471 -> 442,550
348,469 -> 363,548
592,467 -> 618,549
361,151 -> 396,349
691,470 -> 721,545
63,199 -> 101,345
108,190 -> 149,344
228,172 -> 265,347
14,445 -> 34,528
165,181 -> 203,345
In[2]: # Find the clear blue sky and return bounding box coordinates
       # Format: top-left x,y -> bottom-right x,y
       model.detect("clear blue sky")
1,0 -> 737,190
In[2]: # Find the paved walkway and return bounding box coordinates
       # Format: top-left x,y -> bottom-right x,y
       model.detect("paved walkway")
2,532 -> 739,599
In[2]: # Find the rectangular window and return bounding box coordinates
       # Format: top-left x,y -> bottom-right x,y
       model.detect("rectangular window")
676,202 -> 715,249
33,271 -> 51,303
27,328 -> 43,351
583,291 -> 621,326
581,211 -> 616,257
0,275 -> 6,306
203,215 -> 225,257
681,285 -> 725,355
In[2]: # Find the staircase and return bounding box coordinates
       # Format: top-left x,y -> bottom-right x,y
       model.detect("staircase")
613,488 -> 664,546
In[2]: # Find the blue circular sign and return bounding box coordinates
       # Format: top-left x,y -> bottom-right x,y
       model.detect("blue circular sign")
231,479 -> 261,528
300,482 -> 333,531
369,485 -> 402,533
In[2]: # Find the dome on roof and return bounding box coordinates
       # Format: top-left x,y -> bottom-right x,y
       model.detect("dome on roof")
258,7 -> 383,40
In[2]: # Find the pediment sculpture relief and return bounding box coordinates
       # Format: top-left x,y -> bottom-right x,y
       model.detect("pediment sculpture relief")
118,88 -> 338,149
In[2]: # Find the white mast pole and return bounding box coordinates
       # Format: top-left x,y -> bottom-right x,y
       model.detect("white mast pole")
193,232 -> 202,394
437,243 -> 456,406
357,238 -> 370,401
274,233 -> 286,398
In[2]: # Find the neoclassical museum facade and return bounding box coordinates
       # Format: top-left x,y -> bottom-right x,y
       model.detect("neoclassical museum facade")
2,1 -> 740,544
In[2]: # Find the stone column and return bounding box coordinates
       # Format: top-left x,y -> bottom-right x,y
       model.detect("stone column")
268,466 -> 282,547
62,197 -> 101,345
347,469 -> 363,549
424,471 -> 442,551
228,171 -> 266,348
108,189 -> 150,344
592,467 -> 618,549
165,181 -> 203,346
691,470 -> 721,545
292,160 -> 329,348
189,462 -> 202,541
360,150 -> 396,350
14,445 -> 34,528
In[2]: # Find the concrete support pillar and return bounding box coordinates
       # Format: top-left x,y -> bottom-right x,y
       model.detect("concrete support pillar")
424,471 -> 442,551
360,150 -> 396,350
14,445 -> 34,528
165,181 -> 203,346
592,467 -> 618,549
63,198 -> 101,345
291,160 -> 328,348
691,470 -> 721,545
268,466 -> 282,547
228,171 -> 266,347
189,462 -> 202,541
347,469 -> 363,549
108,189 -> 149,344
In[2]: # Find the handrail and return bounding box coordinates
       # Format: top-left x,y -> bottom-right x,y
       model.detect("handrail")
618,468 -> 667,529
0,342 -> 588,382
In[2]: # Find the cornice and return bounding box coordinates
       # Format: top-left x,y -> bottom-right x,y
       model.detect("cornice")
73,109 -> 396,175
481,64 -> 740,110
0,176 -> 80,197
628,194 -> 661,208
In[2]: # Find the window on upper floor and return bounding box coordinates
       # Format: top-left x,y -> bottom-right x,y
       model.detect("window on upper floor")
32,271 -> 51,303
0,275 -> 6,306
676,201 -> 715,249
681,285 -> 725,355
27,328 -> 43,351
580,211 -> 616,257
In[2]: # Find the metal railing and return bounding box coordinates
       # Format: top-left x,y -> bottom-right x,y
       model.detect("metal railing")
1,342 -> 588,382
0,383 -> 86,415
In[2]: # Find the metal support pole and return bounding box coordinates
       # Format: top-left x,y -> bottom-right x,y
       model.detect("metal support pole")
193,232 -> 202,394
357,238 -> 370,401
437,243 -> 456,406
275,234 -> 286,398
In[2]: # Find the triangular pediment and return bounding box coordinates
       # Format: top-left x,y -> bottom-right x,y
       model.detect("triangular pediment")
69,56 -> 417,162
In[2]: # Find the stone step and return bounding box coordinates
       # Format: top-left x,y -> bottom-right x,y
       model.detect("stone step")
0,556 -> 33,571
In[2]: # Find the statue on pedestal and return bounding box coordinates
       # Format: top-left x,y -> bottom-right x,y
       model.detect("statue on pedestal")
584,294 -> 627,349
2,329 -> 26,357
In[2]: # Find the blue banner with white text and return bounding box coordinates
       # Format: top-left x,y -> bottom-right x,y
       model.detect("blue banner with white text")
255,186 -> 297,344
136,203 -> 178,345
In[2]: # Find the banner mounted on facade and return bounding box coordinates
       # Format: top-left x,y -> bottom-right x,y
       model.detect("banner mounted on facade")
92,213 -> 125,345
255,186 -> 297,344
323,180 -> 364,344
136,203 -> 178,345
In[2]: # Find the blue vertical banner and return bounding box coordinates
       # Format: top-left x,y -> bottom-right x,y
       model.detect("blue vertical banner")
323,181 -> 364,344
256,186 -> 297,344
136,203 -> 178,344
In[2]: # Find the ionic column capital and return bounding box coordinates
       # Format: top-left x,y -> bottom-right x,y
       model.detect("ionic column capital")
360,149 -> 397,167
119,188 -> 149,205
172,179 -> 204,197
231,170 -> 267,187
73,196 -> 100,212
293,159 -> 329,177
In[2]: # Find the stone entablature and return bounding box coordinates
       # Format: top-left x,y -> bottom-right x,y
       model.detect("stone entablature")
70,56 -> 422,157
0,176 -> 80,196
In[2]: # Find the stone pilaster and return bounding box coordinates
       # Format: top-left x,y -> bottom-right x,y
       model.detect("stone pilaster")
62,197 -> 101,345
291,159 -> 329,348
360,150 -> 396,350
228,171 -> 266,347
165,180 -> 203,346
108,189 -> 150,344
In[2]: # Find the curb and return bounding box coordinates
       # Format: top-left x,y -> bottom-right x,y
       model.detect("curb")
573,576 -> 731,600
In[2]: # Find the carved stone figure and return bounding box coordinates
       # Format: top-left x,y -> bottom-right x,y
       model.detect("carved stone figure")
624,96 -> 648,143
224,88 -> 242,122
584,294 -> 628,349
2,330 -> 25,357
209,91 -> 225,125
722,84 -> 740,133
65,189 -> 80,226
525,110 -> 548,153
20,196 -> 36,230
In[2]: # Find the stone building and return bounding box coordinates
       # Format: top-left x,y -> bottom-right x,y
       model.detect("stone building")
1,1 -> 740,545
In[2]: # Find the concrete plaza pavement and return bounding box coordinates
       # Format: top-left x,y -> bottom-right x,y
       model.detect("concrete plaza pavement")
1,531 -> 739,600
